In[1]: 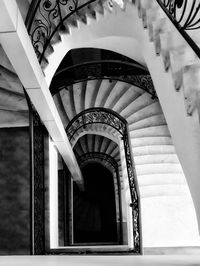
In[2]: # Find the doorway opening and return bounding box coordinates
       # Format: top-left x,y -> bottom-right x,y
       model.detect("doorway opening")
73,162 -> 118,245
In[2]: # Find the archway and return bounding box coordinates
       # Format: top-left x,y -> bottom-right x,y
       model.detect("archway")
66,107 -> 141,253
73,162 -> 117,244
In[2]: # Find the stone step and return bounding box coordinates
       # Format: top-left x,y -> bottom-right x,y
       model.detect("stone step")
131,137 -> 173,147
138,173 -> 186,187
140,183 -> 190,198
134,153 -> 179,165
126,102 -> 162,124
138,0 -> 200,118
130,125 -> 170,138
132,145 -> 175,156
121,92 -> 155,119
129,114 -> 166,131
136,163 -> 183,175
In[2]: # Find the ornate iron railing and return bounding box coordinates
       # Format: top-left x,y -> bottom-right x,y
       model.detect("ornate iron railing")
26,95 -> 45,255
66,108 -> 126,141
156,0 -> 200,58
26,0 -> 99,63
66,107 -> 142,253
77,152 -> 119,171
50,61 -> 156,98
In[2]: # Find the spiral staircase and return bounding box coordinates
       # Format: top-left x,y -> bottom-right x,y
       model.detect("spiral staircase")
52,75 -> 199,249
0,0 -> 200,255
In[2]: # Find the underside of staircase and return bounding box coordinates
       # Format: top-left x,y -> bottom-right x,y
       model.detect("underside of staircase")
0,46 -> 29,128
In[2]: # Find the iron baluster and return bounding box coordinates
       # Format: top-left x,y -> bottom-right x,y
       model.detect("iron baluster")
155,0 -> 200,58
26,0 -> 99,63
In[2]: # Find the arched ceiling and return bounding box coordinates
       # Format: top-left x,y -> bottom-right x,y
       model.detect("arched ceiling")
55,47 -> 144,70
51,47 -> 184,202
74,134 -> 120,166
50,48 -> 156,97
74,134 -> 122,185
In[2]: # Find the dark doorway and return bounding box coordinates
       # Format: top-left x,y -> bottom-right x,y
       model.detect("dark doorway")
73,163 -> 118,244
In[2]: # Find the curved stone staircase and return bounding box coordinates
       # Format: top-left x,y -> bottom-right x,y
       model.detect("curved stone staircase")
134,0 -> 200,248
52,78 -> 199,247
74,134 -> 122,202
19,0 -> 200,116
73,135 -> 121,244
74,134 -> 121,168
138,0 -> 200,117
17,0 -> 116,70
14,0 -> 200,250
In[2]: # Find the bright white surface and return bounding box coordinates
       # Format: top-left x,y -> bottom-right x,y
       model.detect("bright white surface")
141,196 -> 200,247
0,255 -> 200,266
3,0 -> 200,250
0,0 -> 18,32
49,139 -> 59,248
141,26 -> 200,235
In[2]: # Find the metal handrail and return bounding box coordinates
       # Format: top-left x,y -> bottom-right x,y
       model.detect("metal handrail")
77,152 -> 119,170
155,0 -> 200,58
66,107 -> 127,141
26,0 -> 98,63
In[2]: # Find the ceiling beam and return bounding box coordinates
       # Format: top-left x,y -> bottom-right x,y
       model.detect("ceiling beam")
0,0 -> 84,190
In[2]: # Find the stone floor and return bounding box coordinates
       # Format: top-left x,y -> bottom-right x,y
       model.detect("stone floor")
1,255 -> 200,266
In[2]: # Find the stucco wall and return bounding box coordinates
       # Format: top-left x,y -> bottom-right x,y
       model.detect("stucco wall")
0,127 -> 30,254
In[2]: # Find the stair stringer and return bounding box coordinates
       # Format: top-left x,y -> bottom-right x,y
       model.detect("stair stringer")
44,2 -> 144,85
137,0 -> 200,246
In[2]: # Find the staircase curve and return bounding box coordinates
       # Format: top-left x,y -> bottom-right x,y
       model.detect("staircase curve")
19,0 -> 200,251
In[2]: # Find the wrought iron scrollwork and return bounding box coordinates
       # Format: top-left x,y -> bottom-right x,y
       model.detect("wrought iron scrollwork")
77,152 -> 119,172
25,90 -> 45,255
31,108 -> 45,255
123,129 -> 140,252
26,0 -> 98,62
155,0 -> 200,58
50,61 -> 156,98
124,75 -> 156,98
66,108 -> 126,141
66,108 -> 141,253
158,0 -> 199,30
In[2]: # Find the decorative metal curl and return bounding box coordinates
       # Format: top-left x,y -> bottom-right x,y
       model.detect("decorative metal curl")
160,0 -> 199,29
156,0 -> 200,58
77,152 -> 119,171
26,0 -> 98,63
66,108 -> 126,141
31,108 -> 45,254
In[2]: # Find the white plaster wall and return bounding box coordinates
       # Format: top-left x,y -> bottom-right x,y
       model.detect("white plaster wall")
141,31 -> 200,240
141,195 -> 200,247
